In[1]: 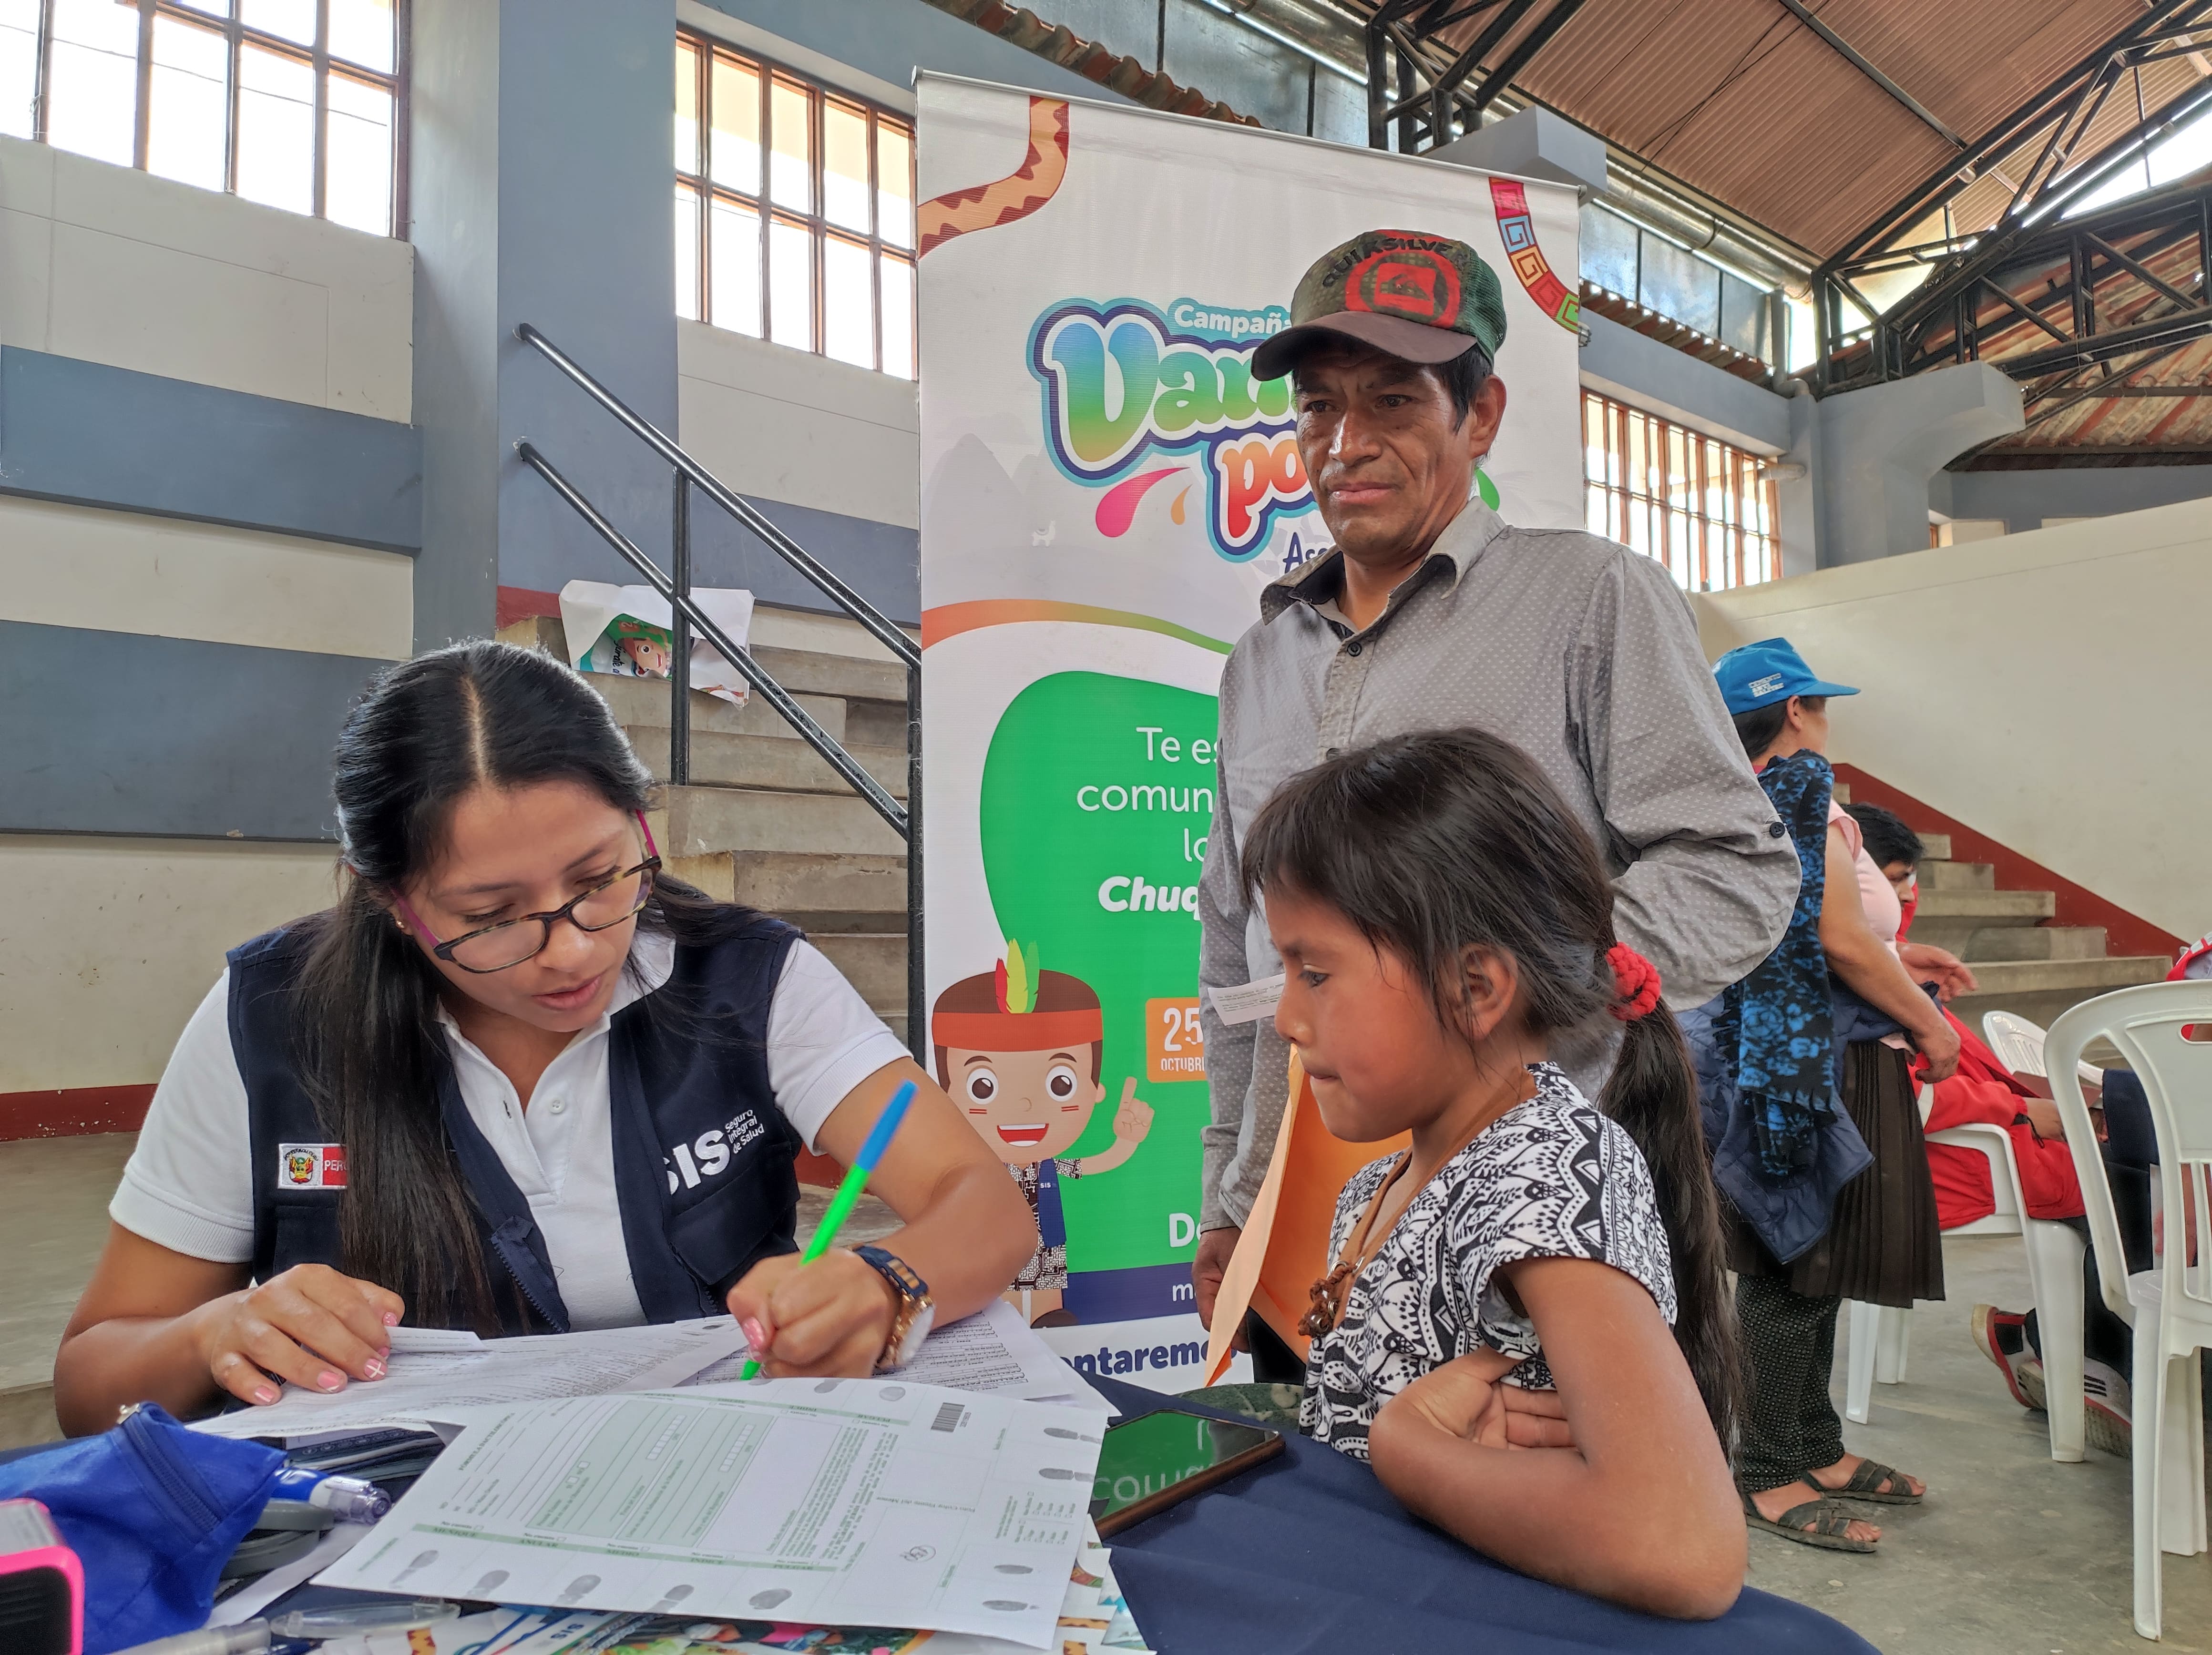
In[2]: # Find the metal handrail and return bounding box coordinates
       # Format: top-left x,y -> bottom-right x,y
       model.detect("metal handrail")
515,323 -> 919,672
514,324 -> 925,1061
516,441 -> 907,834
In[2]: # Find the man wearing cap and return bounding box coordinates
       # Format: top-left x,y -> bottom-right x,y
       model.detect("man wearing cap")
1194,229 -> 1801,1377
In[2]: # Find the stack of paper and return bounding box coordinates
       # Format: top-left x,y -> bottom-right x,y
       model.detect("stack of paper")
317,1379 -> 1109,1651
192,1300 -> 1105,1443
190,1318 -> 754,1440
338,1535 -> 1154,1654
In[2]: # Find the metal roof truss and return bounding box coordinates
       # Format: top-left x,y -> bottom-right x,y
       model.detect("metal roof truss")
1814,0 -> 2212,394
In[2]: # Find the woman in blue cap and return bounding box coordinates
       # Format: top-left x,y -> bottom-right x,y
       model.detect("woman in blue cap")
1707,638 -> 1957,1553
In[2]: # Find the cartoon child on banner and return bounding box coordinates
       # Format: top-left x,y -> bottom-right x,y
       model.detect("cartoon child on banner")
932,942 -> 1155,1326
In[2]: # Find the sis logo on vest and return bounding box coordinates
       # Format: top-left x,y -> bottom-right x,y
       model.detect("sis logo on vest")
666,1109 -> 766,1193
276,1143 -> 347,1190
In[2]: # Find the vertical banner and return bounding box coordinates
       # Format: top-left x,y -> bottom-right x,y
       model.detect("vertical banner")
915,77 -> 1584,1389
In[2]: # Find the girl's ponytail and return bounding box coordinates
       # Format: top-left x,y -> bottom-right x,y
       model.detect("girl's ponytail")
1599,988 -> 1740,1449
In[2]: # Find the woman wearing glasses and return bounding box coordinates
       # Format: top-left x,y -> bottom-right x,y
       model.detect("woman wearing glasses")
52,643 -> 1035,1433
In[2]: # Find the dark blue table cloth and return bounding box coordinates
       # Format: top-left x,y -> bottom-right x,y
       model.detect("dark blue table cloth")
1092,1376 -> 1877,1655
47,1374 -> 1875,1654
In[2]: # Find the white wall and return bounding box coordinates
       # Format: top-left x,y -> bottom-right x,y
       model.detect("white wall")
0,138 -> 416,1106
1692,498 -> 2212,940
677,320 -> 920,530
0,495 -> 413,659
0,134 -> 413,420
0,838 -> 339,1092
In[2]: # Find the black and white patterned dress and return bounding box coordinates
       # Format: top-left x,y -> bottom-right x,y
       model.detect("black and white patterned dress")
1301,1062 -> 1678,1460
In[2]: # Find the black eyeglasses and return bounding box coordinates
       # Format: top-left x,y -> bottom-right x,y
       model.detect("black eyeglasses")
396,858 -> 661,973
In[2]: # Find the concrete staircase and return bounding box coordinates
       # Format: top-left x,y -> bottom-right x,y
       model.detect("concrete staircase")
498,615 -> 913,1043
1857,800 -> 2170,1029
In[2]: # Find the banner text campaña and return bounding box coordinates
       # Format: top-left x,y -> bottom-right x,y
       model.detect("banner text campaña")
1028,298 -> 1317,562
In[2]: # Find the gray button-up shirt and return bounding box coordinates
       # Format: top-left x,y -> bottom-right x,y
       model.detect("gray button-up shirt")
1197,500 -> 1798,1230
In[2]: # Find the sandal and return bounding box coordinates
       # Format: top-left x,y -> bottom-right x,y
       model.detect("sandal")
1741,1490 -> 1878,1553
1810,1458 -> 1923,1505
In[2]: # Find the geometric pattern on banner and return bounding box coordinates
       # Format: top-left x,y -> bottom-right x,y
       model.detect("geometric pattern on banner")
919,96 -> 1071,258
1490,176 -> 1582,332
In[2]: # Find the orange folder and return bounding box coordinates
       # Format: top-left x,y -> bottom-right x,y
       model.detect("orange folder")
1203,1051 -> 1410,1384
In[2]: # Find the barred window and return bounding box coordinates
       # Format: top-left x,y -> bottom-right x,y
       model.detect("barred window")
676,30 -> 915,379
1581,389 -> 1779,592
0,0 -> 403,235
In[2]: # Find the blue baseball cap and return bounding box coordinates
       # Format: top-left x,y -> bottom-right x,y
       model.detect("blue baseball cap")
1712,637 -> 1859,715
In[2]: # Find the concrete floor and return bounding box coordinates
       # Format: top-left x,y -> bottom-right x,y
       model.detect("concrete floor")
1,1143 -> 2207,1647
1750,1235 -> 2212,1652
0,1134 -> 133,1445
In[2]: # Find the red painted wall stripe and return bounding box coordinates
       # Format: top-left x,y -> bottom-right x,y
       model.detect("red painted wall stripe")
1835,764 -> 2183,962
496,585 -> 562,628
0,1085 -> 154,1142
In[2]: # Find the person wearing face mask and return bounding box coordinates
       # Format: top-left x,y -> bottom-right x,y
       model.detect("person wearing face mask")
53,643 -> 1037,1433
1192,229 -> 1800,1383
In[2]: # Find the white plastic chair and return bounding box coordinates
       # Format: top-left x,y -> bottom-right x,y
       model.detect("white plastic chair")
1844,1086 -> 1931,1427
1919,1116 -> 2089,1459
1842,1082 -> 2091,1461
1844,1298 -> 1911,1424
2045,981 -> 2212,1640
1984,1009 -> 2107,1091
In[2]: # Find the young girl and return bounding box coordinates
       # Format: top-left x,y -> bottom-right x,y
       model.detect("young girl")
1242,728 -> 1744,1620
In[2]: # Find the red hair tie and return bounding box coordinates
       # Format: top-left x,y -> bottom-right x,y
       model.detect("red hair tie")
1607,944 -> 1662,1022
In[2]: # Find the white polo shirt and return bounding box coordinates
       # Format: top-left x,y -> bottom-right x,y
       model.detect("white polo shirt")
111,929 -> 910,1330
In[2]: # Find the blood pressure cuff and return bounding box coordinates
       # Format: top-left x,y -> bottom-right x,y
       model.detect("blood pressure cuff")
0,1405 -> 282,1654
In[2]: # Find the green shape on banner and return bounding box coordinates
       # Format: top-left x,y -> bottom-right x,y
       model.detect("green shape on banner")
977,671 -> 1219,1276
1475,465 -> 1500,511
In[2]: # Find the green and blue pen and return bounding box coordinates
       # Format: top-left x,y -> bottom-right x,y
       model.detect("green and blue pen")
737,1078 -> 917,1380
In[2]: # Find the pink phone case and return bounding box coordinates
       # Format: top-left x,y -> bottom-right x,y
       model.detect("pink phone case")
0,1497 -> 83,1655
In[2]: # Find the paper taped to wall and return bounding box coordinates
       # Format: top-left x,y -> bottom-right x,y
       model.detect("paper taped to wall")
558,580 -> 756,705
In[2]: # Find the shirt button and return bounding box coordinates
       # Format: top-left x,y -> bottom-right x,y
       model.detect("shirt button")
547,1098 -> 567,1115
1768,822 -> 1787,838
1346,641 -> 1363,656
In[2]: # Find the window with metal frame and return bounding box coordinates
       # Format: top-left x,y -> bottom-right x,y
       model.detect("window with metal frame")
1580,389 -> 1780,592
675,29 -> 915,378
0,0 -> 405,236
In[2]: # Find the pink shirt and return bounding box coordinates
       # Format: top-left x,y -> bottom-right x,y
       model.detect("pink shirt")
1830,801 -> 1903,953
1831,800 -> 1911,1050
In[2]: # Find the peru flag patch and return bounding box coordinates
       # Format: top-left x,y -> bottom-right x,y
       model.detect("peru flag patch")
277,1143 -> 347,1190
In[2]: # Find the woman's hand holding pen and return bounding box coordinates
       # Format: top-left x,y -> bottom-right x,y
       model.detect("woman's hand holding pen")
189,1264 -> 402,1406
728,1250 -> 896,1379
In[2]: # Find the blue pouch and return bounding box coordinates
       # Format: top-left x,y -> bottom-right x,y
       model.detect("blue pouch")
0,1405 -> 284,1654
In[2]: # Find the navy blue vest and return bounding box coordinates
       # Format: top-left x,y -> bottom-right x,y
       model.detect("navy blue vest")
231,917 -> 805,1335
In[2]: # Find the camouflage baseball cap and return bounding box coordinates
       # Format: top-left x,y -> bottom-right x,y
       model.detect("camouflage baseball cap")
1251,228 -> 1507,382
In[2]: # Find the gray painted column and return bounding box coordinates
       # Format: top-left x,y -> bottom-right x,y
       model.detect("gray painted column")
1773,378 -> 1820,580
410,0 -> 679,652
1812,363 -> 2023,565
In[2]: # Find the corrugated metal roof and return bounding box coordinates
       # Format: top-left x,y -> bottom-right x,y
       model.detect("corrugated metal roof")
1348,0 -> 2209,259
1823,166 -> 2212,458
923,0 -> 1263,126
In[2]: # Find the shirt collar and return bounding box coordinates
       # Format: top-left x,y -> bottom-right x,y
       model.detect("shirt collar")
432,924 -> 676,1039
1259,497 -> 1505,625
